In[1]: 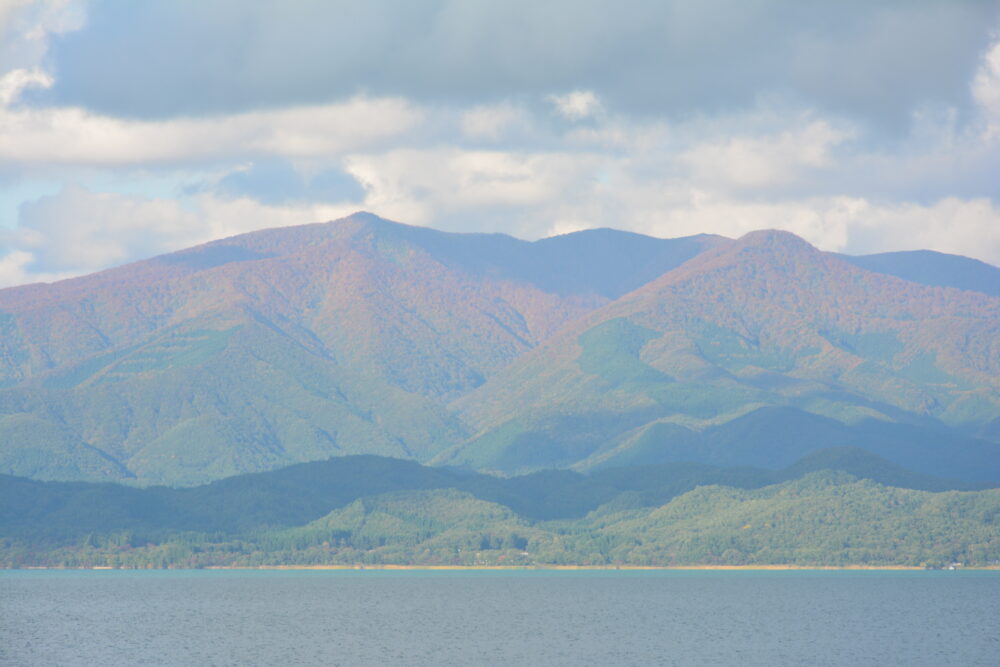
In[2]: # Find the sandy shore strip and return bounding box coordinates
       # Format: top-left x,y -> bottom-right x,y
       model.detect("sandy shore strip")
12,564 -> 999,571
193,564 -> 982,572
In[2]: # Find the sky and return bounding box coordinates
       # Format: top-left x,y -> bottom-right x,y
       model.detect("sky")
1,0 -> 999,288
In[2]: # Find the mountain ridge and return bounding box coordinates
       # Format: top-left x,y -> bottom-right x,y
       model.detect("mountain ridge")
1,214 -> 998,485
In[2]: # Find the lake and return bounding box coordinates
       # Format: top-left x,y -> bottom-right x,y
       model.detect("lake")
1,569 -> 997,666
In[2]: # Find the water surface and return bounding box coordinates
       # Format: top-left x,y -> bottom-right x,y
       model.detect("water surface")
2,569 -> 997,666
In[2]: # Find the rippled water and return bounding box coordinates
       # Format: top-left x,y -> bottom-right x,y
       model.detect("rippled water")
1,569 -> 997,666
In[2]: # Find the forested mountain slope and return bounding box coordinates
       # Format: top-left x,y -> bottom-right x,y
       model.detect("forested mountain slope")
1,214 -> 997,485
0,214 -> 720,484
444,231 -> 1000,479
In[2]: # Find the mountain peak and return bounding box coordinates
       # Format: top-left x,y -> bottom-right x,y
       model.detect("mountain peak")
632,228 -> 821,293
733,229 -> 817,252
341,210 -> 384,223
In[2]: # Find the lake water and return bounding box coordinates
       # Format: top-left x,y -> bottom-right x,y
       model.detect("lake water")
1,569 -> 997,666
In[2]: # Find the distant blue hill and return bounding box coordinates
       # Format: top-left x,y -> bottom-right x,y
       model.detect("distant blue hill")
380,218 -> 728,299
842,250 -> 1000,298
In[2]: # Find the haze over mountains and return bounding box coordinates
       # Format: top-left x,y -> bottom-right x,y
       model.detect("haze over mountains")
1,213 -> 997,485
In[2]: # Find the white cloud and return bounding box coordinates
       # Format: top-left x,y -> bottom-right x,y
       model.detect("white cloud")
0,67 -> 53,106
14,185 -> 208,273
973,38 -> 1000,137
0,185 -> 362,286
345,148 -> 601,229
0,96 -> 423,166
0,249 -> 73,287
564,121 -> 671,153
460,103 -> 526,141
0,0 -> 85,73
840,196 -> 1000,262
680,120 -> 851,189
549,90 -> 602,120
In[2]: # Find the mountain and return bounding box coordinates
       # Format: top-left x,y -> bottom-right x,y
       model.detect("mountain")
443,230 -> 1000,479
0,213 -> 722,484
581,407 -> 1000,482
2,215 -> 998,486
842,250 -> 1000,298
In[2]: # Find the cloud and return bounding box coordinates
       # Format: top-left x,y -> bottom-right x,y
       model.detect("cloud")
0,0 -> 84,79
12,185 -> 202,274
839,196 -> 1000,261
29,1 -> 1000,132
2,3 -> 999,289
680,120 -> 851,189
973,39 -> 1000,137
549,91 -> 602,121
0,0 -> 34,33
344,148 -> 603,234
0,95 -> 423,167
461,103 -> 526,141
0,67 -> 53,106
210,160 -> 366,205
0,249 -> 73,287
0,185 -> 361,286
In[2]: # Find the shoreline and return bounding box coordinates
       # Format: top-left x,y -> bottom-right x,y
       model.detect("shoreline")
9,564 -> 998,572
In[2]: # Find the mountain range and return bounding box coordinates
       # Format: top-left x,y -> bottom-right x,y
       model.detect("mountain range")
1,212 -> 998,485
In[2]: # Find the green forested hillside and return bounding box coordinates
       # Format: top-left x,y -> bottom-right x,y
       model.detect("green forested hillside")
559,473 -> 999,566
2,453 -> 996,568
3,473 -> 996,569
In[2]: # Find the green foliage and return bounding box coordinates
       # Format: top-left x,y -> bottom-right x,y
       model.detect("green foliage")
573,473 -> 1000,566
577,318 -> 668,388
597,422 -> 703,468
2,452 -> 997,568
819,328 -> 903,363
690,321 -> 799,372
4,476 -> 997,569
645,382 -> 765,419
2,321 -> 469,485
0,414 -> 130,481
899,352 -> 959,386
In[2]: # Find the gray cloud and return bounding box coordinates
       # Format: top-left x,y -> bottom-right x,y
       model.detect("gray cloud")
32,0 -> 999,133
